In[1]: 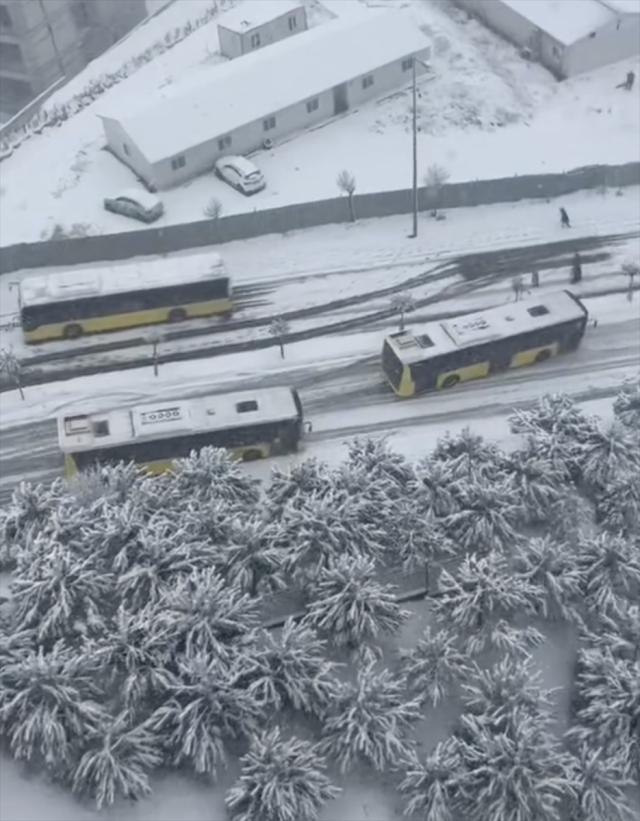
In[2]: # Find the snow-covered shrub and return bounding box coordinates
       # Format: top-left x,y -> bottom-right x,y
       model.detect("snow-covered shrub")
398,737 -> 462,820
226,728 -> 340,821
565,744 -> 637,821
148,652 -> 263,780
514,535 -> 584,623
431,552 -> 542,656
461,656 -> 558,730
0,641 -> 105,773
399,625 -> 472,707
304,553 -> 409,652
319,660 -> 422,773
154,567 -> 260,662
443,479 -> 521,553
0,480 -> 66,568
10,539 -> 115,643
71,711 -> 162,809
171,446 -> 261,507
453,711 -> 572,821
613,380 -> 640,429
573,533 -> 640,620
240,619 -> 338,717
212,518 -> 285,596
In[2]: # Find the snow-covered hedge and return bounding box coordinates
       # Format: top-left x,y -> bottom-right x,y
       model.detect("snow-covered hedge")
0,386 -> 638,817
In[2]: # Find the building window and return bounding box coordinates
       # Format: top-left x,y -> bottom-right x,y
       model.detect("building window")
263,116 -> 276,131
288,15 -> 297,31
171,155 -> 186,170
306,98 -> 319,113
362,74 -> 374,89
218,135 -> 232,151
123,143 -> 130,156
402,58 -> 413,72
236,400 -> 258,413
552,45 -> 561,58
0,4 -> 12,29
250,32 -> 260,48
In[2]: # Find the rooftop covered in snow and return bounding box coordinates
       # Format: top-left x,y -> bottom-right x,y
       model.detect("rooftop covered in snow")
500,0 -> 619,45
217,0 -> 304,33
599,0 -> 640,13
101,11 -> 430,164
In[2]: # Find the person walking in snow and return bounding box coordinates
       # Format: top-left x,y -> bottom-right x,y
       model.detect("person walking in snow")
616,70 -> 635,91
512,274 -> 524,301
570,252 -> 582,284
531,270 -> 539,288
560,207 -> 571,228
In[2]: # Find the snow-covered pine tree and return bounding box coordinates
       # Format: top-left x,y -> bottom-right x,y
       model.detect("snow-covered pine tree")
613,380 -> 640,429
1,641 -> 106,775
461,656 -> 558,731
574,532 -> 640,620
304,553 -> 409,653
398,625 -> 472,707
264,458 -> 332,521
170,446 -> 261,507
148,652 -> 263,780
579,420 -> 640,497
595,474 -> 640,538
212,518 -> 285,596
453,711 -> 572,821
319,660 -> 422,773
10,538 -> 114,643
225,728 -> 340,821
431,552 -> 542,656
179,497 -> 235,547
584,603 -> 640,662
396,505 -> 456,573
443,478 -> 521,553
240,619 -> 338,717
503,442 -> 572,526
514,535 -> 585,623
154,567 -> 260,662
429,427 -> 507,480
345,437 -> 416,497
0,479 -> 66,568
71,710 -> 162,809
565,744 -> 637,821
398,737 -> 463,820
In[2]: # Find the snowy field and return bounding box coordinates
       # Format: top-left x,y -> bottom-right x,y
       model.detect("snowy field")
1,0 -> 639,245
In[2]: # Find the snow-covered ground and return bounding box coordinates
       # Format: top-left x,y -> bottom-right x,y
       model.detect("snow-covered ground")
1,0 -> 638,245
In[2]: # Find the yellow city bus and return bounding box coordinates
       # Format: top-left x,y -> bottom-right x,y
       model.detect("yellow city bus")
57,387 -> 306,476
19,253 -> 232,343
382,290 -> 589,398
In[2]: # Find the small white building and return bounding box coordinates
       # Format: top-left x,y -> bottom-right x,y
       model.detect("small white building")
99,11 -> 431,190
217,0 -> 308,59
452,0 -> 640,78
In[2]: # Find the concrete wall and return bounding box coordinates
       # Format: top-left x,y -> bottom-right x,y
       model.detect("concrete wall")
145,50 -> 431,190
1,162 -> 637,276
564,14 -> 640,77
0,75 -> 65,141
218,5 -> 308,59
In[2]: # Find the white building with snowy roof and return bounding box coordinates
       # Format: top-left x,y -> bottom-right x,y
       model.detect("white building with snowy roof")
98,10 -> 431,190
217,0 -> 307,59
452,0 -> 639,79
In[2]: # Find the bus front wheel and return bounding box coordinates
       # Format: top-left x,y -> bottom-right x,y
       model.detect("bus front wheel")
535,349 -> 552,363
441,374 -> 460,389
168,308 -> 187,323
64,323 -> 82,340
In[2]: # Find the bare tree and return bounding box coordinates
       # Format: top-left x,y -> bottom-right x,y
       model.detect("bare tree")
203,197 -> 223,220
423,163 -> 450,217
0,348 -> 25,399
269,317 -> 291,359
336,170 -> 357,222
146,327 -> 164,377
390,292 -> 416,331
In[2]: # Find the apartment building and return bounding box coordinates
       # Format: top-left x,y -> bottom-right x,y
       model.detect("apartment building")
0,0 -> 147,119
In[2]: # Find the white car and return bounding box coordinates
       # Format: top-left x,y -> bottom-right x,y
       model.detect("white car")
214,156 -> 266,195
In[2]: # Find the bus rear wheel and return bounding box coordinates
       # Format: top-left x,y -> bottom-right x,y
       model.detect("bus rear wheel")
442,374 -> 460,389
168,308 -> 187,323
63,323 -> 82,339
242,449 -> 263,462
535,349 -> 552,363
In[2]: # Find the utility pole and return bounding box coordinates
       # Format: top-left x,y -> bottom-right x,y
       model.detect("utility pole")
410,57 -> 418,239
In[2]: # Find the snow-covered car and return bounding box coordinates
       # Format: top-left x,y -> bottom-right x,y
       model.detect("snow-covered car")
103,189 -> 164,223
214,156 -> 266,195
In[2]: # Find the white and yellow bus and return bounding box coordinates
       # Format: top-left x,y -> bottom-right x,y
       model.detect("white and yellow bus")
58,387 -> 306,476
19,253 -> 232,343
382,290 -> 589,398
